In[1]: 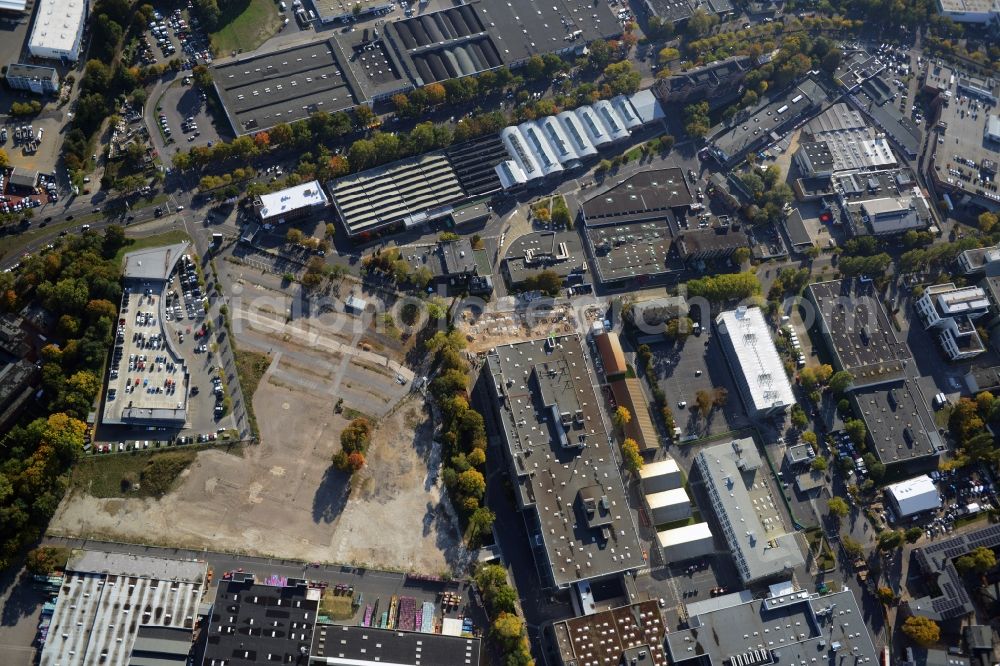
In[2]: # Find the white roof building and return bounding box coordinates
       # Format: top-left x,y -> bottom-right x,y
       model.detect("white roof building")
646,487 -> 692,524
500,126 -> 541,181
715,306 -> 795,418
0,0 -> 28,11
611,95 -> 644,130
887,475 -> 942,517
255,180 -> 328,222
640,457 -> 683,494
557,111 -> 598,158
575,106 -> 613,147
519,121 -> 564,178
537,116 -> 580,166
594,100 -> 631,142
28,0 -> 89,62
657,522 -> 715,561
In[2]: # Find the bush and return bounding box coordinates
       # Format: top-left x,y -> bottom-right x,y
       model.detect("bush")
26,546 -> 71,575
140,451 -> 197,496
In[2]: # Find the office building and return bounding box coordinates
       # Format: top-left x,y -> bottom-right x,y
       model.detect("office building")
695,438 -> 804,584
5,63 -> 59,94
667,586 -> 880,666
309,623 -> 480,665
484,335 -> 644,590
715,306 -> 795,418
914,283 -> 991,360
936,0 -> 1000,23
553,600 -> 668,666
907,524 -> 1000,622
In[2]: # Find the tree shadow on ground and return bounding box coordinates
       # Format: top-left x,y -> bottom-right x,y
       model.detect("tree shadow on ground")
0,564 -> 45,628
312,465 -> 351,524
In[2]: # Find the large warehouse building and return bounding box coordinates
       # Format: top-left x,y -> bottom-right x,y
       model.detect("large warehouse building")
485,335 -> 644,590
886,474 -> 942,519
28,0 -> 89,62
715,306 -> 795,418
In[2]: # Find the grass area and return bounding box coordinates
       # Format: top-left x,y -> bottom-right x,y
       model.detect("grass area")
341,407 -> 372,422
954,511 -> 989,529
657,509 -> 701,531
70,450 -> 196,498
806,527 -> 837,570
209,0 -> 282,56
234,349 -> 270,439
114,229 -> 190,263
934,403 -> 953,429
319,590 -> 356,621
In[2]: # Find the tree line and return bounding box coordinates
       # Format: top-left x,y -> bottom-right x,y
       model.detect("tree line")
0,228 -> 130,568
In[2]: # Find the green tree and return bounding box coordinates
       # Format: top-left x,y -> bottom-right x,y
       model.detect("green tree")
468,506 -> 496,545
877,529 -> 905,551
978,211 -> 998,233
841,535 -> 863,559
829,371 -> 854,395
955,546 -> 997,573
457,469 -> 486,499
25,546 -> 71,575
811,456 -> 828,472
905,527 -> 924,543
827,496 -> 849,520
845,418 -> 867,446
665,317 -> 694,342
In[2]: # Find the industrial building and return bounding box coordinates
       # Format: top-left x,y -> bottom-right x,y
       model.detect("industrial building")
501,230 -> 588,290
850,378 -> 941,472
935,0 -> 1000,23
666,586 -> 880,666
793,103 -> 898,177
657,522 -> 715,562
28,0 -> 89,61
553,600 -> 668,666
676,220 -> 749,264
914,283 -> 991,360
646,487 -> 693,525
484,335 -> 644,590
842,188 -> 933,236
254,180 -> 329,224
707,78 -> 825,167
595,331 -> 627,379
39,551 -> 206,666
806,280 -> 909,388
5,63 -> 60,95
328,152 -> 465,239
204,573 -> 319,666
494,93 -> 662,189
309,623 -> 481,665
886,475 -> 942,519
695,438 -> 805,584
907,524 -> 1000,622
715,306 -> 795,419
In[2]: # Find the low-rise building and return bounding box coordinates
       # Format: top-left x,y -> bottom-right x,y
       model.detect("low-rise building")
667,586 -> 880,666
886,474 -> 942,519
852,379 -> 942,473
676,220 -> 749,263
5,62 -> 59,94
630,295 -> 689,331
640,457 -> 683,494
502,230 -> 587,291
553,600 -> 668,666
595,331 -> 627,379
695,438 -> 805,584
957,243 -> 1000,276
907,524 -> 1000,622
915,283 -> 991,360
657,522 -> 715,562
844,189 -> 933,236
309,623 -> 480,666
254,180 -> 329,225
204,574 -> 318,666
652,55 -> 753,107
936,0 -> 1000,24
28,0 -> 88,61
645,487 -> 692,525
715,306 -> 795,419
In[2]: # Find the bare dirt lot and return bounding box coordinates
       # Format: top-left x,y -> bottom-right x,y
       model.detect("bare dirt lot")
50,266 -> 465,574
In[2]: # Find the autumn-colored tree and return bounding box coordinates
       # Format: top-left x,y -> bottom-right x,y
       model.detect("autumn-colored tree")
423,82 -> 446,105
346,451 -> 365,471
457,469 -> 486,499
827,496 -> 849,520
613,406 -> 631,428
621,438 -> 643,474
253,131 -> 270,148
695,389 -> 713,416
902,616 -> 940,647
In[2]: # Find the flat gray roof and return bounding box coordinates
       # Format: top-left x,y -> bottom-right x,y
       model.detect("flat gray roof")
806,280 -> 909,385
211,37 -> 358,134
504,230 -> 588,286
485,335 -> 643,588
667,589 -> 879,666
581,168 -> 692,225
123,243 -> 189,282
695,438 -> 804,584
68,550 -> 207,583
553,600 -> 668,666
585,219 -> 685,283
851,379 -> 941,466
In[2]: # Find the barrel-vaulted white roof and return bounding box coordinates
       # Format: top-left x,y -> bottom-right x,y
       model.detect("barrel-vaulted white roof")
575,106 -> 612,146
594,100 -> 631,142
537,116 -> 579,165
557,111 -> 598,158
520,121 -> 564,178
611,95 -> 644,130
500,126 -> 541,180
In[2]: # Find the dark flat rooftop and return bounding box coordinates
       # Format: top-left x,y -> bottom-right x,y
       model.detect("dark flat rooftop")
504,230 -> 588,286
909,524 -> 1000,621
581,168 -> 692,225
203,578 -> 317,666
445,134 -> 507,197
585,218 -> 684,283
807,279 -> 909,385
851,378 -> 940,466
212,38 -> 358,134
485,335 -> 644,588
310,623 -> 480,665
553,600 -> 668,666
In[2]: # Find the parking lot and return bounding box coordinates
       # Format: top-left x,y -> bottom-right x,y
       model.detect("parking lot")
156,80 -> 229,152
646,332 -> 751,438
96,252 -> 236,451
143,7 -> 213,66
